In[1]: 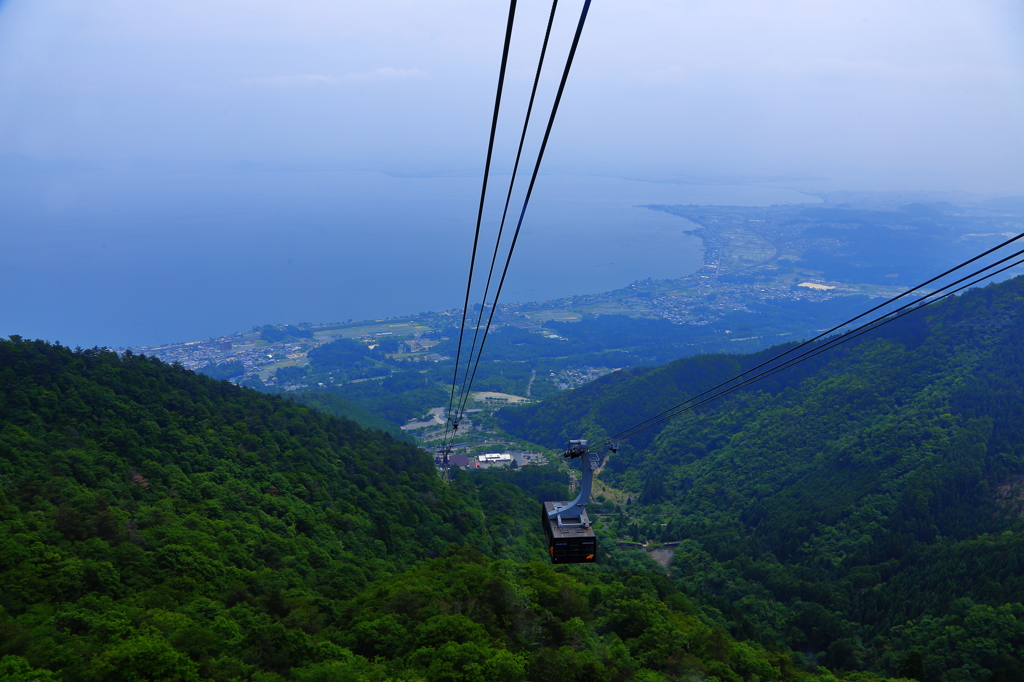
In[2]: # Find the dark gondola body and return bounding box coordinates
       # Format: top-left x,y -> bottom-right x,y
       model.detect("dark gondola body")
542,501 -> 597,564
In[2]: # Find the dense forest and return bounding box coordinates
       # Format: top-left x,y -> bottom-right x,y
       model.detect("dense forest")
0,337 -> 905,681
285,392 -> 414,442
498,276 -> 1024,681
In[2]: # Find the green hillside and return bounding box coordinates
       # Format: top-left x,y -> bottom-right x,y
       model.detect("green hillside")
498,276 -> 1024,681
286,392 -> 414,442
0,337 -> 892,681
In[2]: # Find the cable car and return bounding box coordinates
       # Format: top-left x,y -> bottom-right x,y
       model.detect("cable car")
542,439 -> 600,564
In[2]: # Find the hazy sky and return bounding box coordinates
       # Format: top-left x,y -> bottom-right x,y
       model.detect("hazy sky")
1,0 -> 1023,189
2,0 -> 1024,347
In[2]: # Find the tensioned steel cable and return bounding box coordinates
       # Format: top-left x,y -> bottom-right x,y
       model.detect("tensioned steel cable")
594,247 -> 1024,447
454,0 -> 593,424
605,256 -> 1024,445
594,231 -> 1024,446
450,0 -> 561,438
442,0 -> 519,448
599,245 -> 1024,445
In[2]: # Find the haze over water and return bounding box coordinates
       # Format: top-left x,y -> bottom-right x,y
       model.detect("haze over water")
2,1 -> 1021,349
1,167 -> 818,348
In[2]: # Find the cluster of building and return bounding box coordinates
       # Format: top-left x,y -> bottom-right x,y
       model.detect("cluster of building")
132,332 -> 328,382
550,366 -> 616,391
433,450 -> 545,469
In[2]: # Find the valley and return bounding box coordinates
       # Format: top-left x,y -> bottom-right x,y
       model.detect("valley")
3,197 -> 1023,681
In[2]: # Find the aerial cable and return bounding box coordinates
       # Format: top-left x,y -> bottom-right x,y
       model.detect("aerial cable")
599,230 -> 1024,443
598,244 -> 1024,446
454,0 -> 592,423
606,255 -> 1024,444
444,0 -> 518,442
595,231 -> 1024,446
596,247 -> 1024,447
452,0 -> 561,426
442,0 -> 519,447
455,0 -> 593,421
606,254 -> 1024,443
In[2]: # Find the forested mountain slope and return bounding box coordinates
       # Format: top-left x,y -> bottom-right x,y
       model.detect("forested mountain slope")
286,391 -> 413,442
0,338 -> 893,682
0,339 -> 492,678
498,276 -> 1024,681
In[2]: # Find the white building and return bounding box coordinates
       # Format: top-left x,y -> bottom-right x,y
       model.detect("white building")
477,453 -> 513,465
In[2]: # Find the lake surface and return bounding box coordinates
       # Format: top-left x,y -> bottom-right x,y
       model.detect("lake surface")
1,166 -> 820,347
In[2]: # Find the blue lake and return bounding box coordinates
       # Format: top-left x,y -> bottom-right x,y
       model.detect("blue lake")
1,166 -> 820,347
